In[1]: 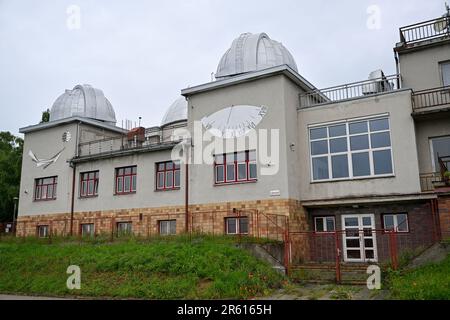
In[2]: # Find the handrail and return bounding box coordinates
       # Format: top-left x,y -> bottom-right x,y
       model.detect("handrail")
399,15 -> 450,45
412,86 -> 450,110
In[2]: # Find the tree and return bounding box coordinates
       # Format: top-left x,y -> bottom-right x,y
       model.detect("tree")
0,132 -> 23,222
40,109 -> 50,123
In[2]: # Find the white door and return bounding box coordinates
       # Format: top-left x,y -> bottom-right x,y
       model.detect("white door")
342,214 -> 378,262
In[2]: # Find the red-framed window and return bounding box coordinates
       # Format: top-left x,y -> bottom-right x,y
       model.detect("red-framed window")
214,150 -> 257,184
156,161 -> 180,190
80,171 -> 99,197
115,166 -> 137,194
34,176 -> 57,201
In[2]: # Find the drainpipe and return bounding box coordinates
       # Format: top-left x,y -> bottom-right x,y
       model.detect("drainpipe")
185,162 -> 189,233
69,121 -> 81,236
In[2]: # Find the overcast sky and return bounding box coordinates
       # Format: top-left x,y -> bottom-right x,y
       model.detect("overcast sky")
0,0 -> 446,135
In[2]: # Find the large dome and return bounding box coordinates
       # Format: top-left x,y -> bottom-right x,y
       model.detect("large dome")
50,84 -> 116,125
161,96 -> 187,127
215,32 -> 298,79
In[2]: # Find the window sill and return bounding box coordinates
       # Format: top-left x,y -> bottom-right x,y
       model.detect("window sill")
114,192 -> 136,196
33,198 -> 57,202
214,180 -> 257,187
79,195 -> 98,199
155,187 -> 181,192
310,174 -> 395,184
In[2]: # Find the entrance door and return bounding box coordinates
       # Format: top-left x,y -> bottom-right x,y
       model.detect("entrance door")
342,214 -> 378,262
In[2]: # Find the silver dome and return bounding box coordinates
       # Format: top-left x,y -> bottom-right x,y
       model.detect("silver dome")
161,96 -> 187,127
50,84 -> 116,125
215,32 -> 298,80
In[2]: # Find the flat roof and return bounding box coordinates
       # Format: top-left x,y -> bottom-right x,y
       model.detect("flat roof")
19,116 -> 127,134
181,65 -> 318,96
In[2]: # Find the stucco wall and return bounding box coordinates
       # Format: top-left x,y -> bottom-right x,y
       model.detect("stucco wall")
399,43 -> 450,91
297,89 -> 422,201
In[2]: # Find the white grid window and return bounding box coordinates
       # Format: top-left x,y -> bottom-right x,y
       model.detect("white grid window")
309,117 -> 394,182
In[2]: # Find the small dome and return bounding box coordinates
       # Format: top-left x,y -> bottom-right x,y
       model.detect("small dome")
50,84 -> 116,125
161,97 -> 187,127
215,32 -> 298,80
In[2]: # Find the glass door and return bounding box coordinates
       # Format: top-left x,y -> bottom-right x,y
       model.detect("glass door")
342,214 -> 378,262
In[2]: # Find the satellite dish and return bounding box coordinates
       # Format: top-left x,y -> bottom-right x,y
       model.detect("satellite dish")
433,17 -> 448,32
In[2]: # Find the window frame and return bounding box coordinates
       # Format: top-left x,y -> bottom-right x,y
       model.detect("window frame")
80,223 -> 95,237
439,60 -> 450,87
116,221 -> 133,236
156,161 -> 180,191
225,216 -> 249,235
309,115 -> 394,182
34,176 -> 58,201
214,151 -> 257,185
313,216 -> 336,233
159,220 -> 177,235
80,171 -> 99,198
115,166 -> 137,195
37,225 -> 49,238
429,135 -> 450,172
382,213 -> 409,233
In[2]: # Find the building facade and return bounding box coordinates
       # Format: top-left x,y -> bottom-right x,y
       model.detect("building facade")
17,14 -> 450,265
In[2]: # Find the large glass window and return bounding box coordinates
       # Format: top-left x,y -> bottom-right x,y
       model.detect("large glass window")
430,136 -> 450,171
440,61 -> 450,87
214,151 -> 257,184
156,161 -> 180,190
309,117 -> 393,181
34,177 -> 57,200
80,171 -> 99,197
115,166 -> 137,194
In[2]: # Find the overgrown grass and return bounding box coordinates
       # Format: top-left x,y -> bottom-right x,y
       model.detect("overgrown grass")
388,255 -> 450,300
0,235 -> 284,299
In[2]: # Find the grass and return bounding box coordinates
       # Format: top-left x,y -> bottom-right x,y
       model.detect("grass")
388,254 -> 450,300
0,234 -> 285,299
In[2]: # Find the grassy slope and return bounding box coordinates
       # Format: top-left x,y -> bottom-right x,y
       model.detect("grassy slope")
388,254 -> 450,300
0,235 -> 285,299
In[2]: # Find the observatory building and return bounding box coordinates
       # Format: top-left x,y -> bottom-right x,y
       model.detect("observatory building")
16,15 -> 450,271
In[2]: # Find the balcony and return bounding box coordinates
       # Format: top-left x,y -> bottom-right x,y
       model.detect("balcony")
412,86 -> 450,115
419,155 -> 450,192
299,74 -> 400,108
397,15 -> 450,49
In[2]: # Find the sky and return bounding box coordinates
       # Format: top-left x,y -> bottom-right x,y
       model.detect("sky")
0,0 -> 446,136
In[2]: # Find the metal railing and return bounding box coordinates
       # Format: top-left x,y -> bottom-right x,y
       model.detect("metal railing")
399,15 -> 450,45
412,86 -> 450,111
299,74 -> 400,108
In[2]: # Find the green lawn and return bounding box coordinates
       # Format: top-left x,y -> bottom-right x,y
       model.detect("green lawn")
0,235 -> 285,299
388,254 -> 450,300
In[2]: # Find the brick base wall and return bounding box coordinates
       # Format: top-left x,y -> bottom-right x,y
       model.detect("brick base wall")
16,198 -> 308,239
437,195 -> 450,240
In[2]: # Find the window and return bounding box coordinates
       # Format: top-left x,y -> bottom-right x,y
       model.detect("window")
81,223 -> 95,237
430,136 -> 450,171
225,217 -> 249,235
156,161 -> 180,190
383,214 -> 409,232
214,151 -> 257,184
309,117 -> 393,181
37,225 -> 49,238
159,220 -> 176,235
115,166 -> 137,194
80,171 -> 99,197
34,177 -> 57,200
314,216 -> 336,232
117,222 -> 132,236
440,61 -> 450,87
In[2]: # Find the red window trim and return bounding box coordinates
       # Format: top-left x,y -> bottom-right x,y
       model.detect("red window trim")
115,166 -> 137,195
225,216 -> 249,235
80,171 -> 99,198
34,176 -> 57,201
156,161 -> 180,191
214,151 -> 257,185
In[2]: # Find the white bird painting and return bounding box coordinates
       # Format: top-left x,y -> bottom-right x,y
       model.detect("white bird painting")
28,148 -> 65,169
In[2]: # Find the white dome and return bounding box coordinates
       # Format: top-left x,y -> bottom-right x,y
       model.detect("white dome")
161,97 -> 187,126
50,84 -> 116,125
215,32 -> 298,79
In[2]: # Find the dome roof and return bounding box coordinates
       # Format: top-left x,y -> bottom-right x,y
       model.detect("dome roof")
161,96 -> 187,126
50,84 -> 116,125
215,32 -> 298,79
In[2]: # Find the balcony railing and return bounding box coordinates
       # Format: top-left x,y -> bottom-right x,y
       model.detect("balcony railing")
412,86 -> 450,111
419,156 -> 450,192
399,15 -> 450,45
299,74 -> 400,108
